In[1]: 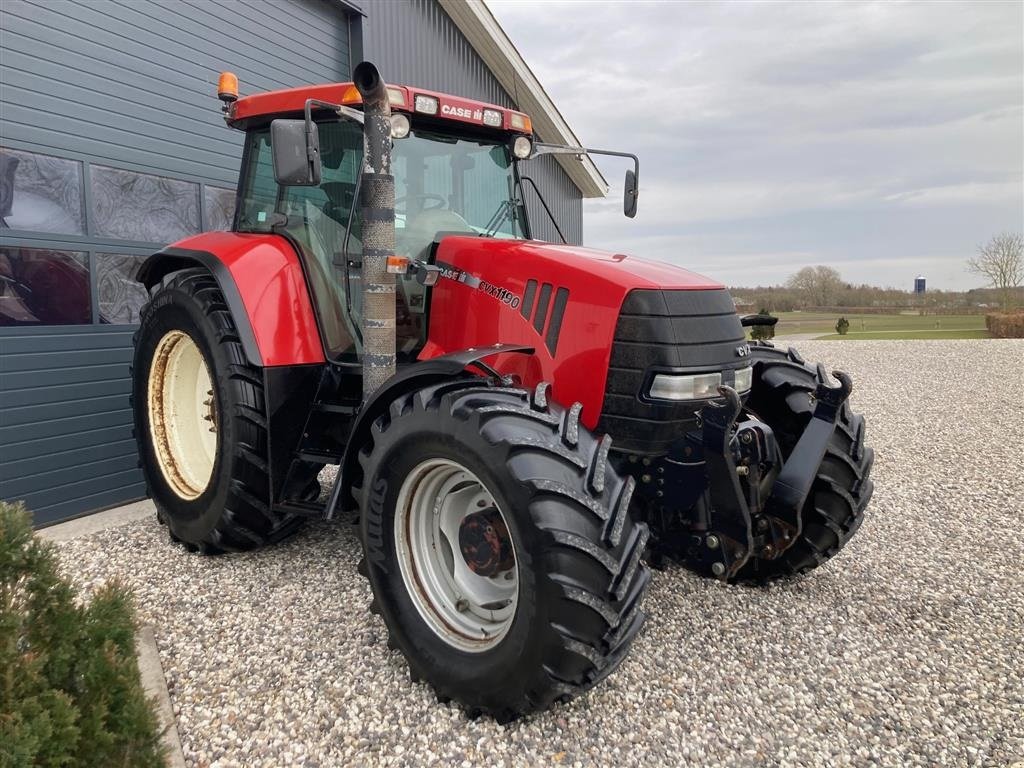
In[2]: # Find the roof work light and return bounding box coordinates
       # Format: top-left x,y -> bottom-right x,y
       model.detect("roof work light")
414,94 -> 439,115
512,136 -> 532,159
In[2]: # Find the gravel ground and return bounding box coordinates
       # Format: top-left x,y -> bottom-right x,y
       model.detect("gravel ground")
59,340 -> 1024,767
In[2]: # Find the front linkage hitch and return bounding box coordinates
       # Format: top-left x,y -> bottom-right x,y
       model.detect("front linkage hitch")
690,369 -> 853,580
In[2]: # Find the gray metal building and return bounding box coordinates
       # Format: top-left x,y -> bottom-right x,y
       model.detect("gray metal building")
0,0 -> 606,526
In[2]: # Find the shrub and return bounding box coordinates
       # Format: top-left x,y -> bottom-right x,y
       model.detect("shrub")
835,316 -> 850,335
0,501 -> 165,768
749,307 -> 776,341
985,312 -> 1024,338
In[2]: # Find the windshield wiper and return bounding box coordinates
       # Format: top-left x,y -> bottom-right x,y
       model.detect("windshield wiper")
481,199 -> 513,238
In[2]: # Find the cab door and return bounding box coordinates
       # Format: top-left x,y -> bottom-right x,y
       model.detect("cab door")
235,121 -> 364,360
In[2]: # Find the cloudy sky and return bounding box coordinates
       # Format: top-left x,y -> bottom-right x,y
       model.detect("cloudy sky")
488,0 -> 1023,290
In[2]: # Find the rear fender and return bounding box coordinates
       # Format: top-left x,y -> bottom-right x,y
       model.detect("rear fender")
137,233 -> 325,367
325,344 -> 535,519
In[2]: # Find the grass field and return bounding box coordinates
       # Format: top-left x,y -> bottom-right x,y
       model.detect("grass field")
763,311 -> 990,340
815,329 -> 992,340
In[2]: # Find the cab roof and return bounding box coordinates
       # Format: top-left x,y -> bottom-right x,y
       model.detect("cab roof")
229,83 -> 533,135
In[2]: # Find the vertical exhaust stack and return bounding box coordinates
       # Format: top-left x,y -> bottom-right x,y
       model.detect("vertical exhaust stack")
354,61 -> 396,401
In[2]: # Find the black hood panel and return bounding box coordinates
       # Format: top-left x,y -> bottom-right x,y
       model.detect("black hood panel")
597,288 -> 747,455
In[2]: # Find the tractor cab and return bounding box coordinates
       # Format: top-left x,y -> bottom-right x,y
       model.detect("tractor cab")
225,81 -> 537,362
219,75 -> 638,364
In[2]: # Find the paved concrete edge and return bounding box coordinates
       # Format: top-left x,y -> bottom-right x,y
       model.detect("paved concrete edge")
137,626 -> 187,768
39,499 -> 156,542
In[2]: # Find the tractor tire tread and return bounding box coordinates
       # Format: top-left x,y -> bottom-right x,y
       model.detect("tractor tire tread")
133,267 -> 301,554
734,344 -> 874,583
357,378 -> 650,721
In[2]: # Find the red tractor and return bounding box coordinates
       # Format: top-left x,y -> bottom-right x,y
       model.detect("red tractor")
132,63 -> 874,721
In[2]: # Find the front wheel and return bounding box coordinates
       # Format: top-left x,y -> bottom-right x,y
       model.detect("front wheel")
357,380 -> 650,721
733,343 -> 875,581
132,268 -> 302,553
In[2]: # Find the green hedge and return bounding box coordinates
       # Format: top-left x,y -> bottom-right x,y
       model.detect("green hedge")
0,501 -> 165,768
985,312 -> 1024,338
748,308 -> 776,341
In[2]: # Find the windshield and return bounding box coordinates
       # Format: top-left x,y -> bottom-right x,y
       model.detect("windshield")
392,129 -> 527,259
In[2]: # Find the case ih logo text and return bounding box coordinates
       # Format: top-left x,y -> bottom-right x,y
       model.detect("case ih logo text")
435,261 -> 521,309
441,104 -> 483,121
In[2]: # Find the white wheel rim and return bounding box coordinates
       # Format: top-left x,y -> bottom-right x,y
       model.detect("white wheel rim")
395,458 -> 519,653
147,330 -> 218,500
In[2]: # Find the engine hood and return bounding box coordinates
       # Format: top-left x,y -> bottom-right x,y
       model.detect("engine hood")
442,237 -> 723,291
420,236 -> 732,428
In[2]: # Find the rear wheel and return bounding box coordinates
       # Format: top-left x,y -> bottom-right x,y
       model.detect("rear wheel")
734,343 -> 875,581
357,380 -> 651,720
132,268 -> 302,553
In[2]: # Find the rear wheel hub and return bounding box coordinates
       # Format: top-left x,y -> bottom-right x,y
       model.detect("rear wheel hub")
394,459 -> 519,652
458,508 -> 514,578
147,330 -> 217,500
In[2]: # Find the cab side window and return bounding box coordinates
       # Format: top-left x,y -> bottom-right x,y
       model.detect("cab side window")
236,122 -> 364,359
236,132 -> 277,229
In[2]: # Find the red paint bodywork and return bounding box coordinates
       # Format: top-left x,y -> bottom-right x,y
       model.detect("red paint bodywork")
162,229 -> 722,425
172,232 -> 325,367
230,83 -> 532,134
420,237 -> 722,429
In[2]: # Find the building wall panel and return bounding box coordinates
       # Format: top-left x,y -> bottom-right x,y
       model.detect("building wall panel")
1,0 -> 587,525
0,0 -> 350,185
0,0 -> 353,525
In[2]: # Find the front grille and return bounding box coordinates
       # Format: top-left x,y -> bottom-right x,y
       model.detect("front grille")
596,288 -> 746,455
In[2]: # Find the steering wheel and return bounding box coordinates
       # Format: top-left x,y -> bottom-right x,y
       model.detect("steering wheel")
321,181 -> 357,224
395,193 -> 447,213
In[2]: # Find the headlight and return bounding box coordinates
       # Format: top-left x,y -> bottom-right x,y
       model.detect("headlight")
649,372 -> 722,400
512,135 -> 532,159
390,113 -> 410,139
733,366 -> 753,393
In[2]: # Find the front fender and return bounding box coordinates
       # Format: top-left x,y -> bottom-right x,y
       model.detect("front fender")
138,232 -> 324,367
326,344 -> 535,519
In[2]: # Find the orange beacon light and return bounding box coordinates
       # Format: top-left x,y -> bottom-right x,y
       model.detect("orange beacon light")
217,72 -> 239,104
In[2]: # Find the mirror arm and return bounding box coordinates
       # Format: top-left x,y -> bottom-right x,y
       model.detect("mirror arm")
530,143 -> 640,214
531,143 -> 639,182
303,98 -> 365,127
289,99 -> 365,186
302,98 -> 365,165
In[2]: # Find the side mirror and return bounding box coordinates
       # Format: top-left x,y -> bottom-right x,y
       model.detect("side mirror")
271,119 -> 321,186
624,169 -> 638,218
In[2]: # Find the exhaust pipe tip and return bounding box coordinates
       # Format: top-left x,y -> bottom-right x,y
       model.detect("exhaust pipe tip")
353,61 -> 386,104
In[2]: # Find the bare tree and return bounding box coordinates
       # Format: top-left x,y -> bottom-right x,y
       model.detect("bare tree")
968,233 -> 1023,309
786,265 -> 844,307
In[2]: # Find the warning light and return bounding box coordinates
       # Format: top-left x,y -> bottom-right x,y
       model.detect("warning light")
509,112 -> 532,133
386,255 -> 411,274
217,72 -> 239,104
341,85 -> 407,108
341,85 -> 361,104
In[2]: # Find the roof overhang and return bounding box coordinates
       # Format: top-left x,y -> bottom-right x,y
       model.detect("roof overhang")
439,0 -> 609,198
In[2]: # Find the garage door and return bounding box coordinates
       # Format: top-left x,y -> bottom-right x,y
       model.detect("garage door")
0,0 -> 355,525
